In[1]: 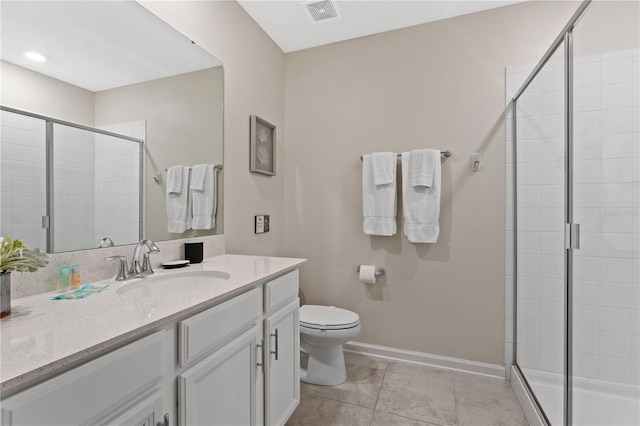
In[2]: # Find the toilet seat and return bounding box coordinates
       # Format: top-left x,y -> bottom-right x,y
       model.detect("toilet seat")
300,305 -> 360,330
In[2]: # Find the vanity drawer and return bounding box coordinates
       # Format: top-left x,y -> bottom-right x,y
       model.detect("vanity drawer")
179,287 -> 262,366
264,270 -> 299,315
1,331 -> 164,426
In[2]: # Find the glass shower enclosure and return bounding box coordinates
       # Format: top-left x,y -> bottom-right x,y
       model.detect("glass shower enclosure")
509,0 -> 639,424
0,107 -> 144,253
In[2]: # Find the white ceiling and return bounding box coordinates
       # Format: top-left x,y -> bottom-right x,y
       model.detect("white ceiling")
237,0 -> 528,53
0,1 -> 222,92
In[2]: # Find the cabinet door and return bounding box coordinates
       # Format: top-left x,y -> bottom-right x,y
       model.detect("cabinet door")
178,325 -> 262,426
265,298 -> 300,426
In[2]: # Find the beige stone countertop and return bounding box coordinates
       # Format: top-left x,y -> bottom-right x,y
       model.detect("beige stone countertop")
0,254 -> 306,393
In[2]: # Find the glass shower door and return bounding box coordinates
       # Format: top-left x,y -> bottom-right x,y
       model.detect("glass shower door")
52,122 -> 141,253
571,1 -> 640,424
514,43 -> 566,425
512,2 -> 639,424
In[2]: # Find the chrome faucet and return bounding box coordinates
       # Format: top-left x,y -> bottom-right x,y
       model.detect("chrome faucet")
97,237 -> 115,248
130,239 -> 160,277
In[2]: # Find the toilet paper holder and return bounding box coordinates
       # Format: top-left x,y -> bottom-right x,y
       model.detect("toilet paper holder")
356,266 -> 385,277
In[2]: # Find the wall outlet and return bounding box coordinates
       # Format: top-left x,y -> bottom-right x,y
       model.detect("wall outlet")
255,215 -> 270,234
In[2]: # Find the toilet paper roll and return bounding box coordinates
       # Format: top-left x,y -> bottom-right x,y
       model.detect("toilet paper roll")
359,265 -> 377,285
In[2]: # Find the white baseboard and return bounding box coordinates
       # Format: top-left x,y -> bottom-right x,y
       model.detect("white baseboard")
343,341 -> 505,379
510,365 -> 547,426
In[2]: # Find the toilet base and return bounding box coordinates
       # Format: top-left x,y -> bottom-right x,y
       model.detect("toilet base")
300,342 -> 347,386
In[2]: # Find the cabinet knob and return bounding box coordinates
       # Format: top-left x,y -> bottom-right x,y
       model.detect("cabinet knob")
156,413 -> 169,426
270,329 -> 279,361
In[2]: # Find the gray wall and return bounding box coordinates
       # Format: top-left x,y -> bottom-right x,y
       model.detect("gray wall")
140,0 -> 287,257
283,1 -> 580,365
94,67 -> 224,242
1,60 -> 95,125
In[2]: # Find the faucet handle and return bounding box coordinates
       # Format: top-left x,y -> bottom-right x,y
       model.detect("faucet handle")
141,252 -> 155,275
147,240 -> 160,254
106,256 -> 129,281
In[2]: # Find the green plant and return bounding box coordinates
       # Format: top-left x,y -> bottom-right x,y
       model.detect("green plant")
0,235 -> 49,273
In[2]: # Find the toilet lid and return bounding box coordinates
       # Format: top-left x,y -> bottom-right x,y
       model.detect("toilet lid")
300,305 -> 360,330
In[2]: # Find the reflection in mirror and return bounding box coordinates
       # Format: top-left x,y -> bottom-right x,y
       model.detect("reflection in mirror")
0,1 -> 224,253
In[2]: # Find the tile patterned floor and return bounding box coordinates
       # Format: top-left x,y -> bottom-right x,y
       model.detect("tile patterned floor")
286,352 -> 528,426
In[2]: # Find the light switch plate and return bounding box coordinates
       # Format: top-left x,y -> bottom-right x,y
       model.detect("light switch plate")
255,215 -> 270,233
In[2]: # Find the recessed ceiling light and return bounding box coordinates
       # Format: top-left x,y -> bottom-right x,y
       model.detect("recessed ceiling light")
25,51 -> 47,62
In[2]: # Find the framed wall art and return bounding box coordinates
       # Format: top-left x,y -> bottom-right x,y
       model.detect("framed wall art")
250,115 -> 276,176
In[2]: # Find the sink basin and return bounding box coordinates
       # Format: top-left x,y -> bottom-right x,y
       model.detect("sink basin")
116,271 -> 230,297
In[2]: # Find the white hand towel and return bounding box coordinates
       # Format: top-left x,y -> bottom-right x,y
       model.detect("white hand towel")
372,152 -> 395,185
191,164 -> 217,230
167,166 -> 191,233
402,150 -> 441,243
166,165 -> 184,194
362,153 -> 397,236
190,164 -> 208,191
409,149 -> 437,187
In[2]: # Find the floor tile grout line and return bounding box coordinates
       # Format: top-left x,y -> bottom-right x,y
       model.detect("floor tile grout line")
373,407 -> 446,426
450,373 -> 462,426
302,363 -> 386,410
370,369 -> 387,426
302,389 -> 377,411
294,355 -> 527,426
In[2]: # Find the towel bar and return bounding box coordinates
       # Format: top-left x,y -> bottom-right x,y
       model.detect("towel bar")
360,150 -> 451,161
164,164 -> 223,171
157,164 -> 223,183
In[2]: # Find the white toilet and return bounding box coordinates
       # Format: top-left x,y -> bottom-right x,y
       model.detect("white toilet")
299,305 -> 361,386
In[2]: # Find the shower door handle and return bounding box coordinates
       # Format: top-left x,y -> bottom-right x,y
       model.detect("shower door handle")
565,223 -> 580,250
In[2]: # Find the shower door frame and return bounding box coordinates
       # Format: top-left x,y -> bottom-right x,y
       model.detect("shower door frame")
0,105 -> 145,253
510,1 -> 592,425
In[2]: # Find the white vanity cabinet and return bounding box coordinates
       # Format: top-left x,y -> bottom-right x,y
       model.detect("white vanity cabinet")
0,331 -> 166,426
0,267 -> 302,426
179,325 -> 263,425
177,287 -> 264,426
264,271 -> 300,426
177,270 -> 300,426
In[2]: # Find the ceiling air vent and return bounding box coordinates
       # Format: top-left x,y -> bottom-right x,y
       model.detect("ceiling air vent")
302,0 -> 342,23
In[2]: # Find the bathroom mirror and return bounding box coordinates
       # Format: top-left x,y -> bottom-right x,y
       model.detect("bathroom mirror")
0,1 -> 224,253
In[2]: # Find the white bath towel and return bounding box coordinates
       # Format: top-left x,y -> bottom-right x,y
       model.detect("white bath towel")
401,150 -> 441,243
190,164 -> 208,192
191,164 -> 217,230
362,153 -> 397,236
409,149 -> 437,188
167,166 -> 191,233
166,165 -> 184,194
372,152 -> 395,185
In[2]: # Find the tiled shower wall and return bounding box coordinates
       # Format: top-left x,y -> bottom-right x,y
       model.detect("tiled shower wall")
95,121 -> 143,247
53,124 -> 96,252
505,48 -> 640,386
0,111 -> 47,250
0,112 -> 142,252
